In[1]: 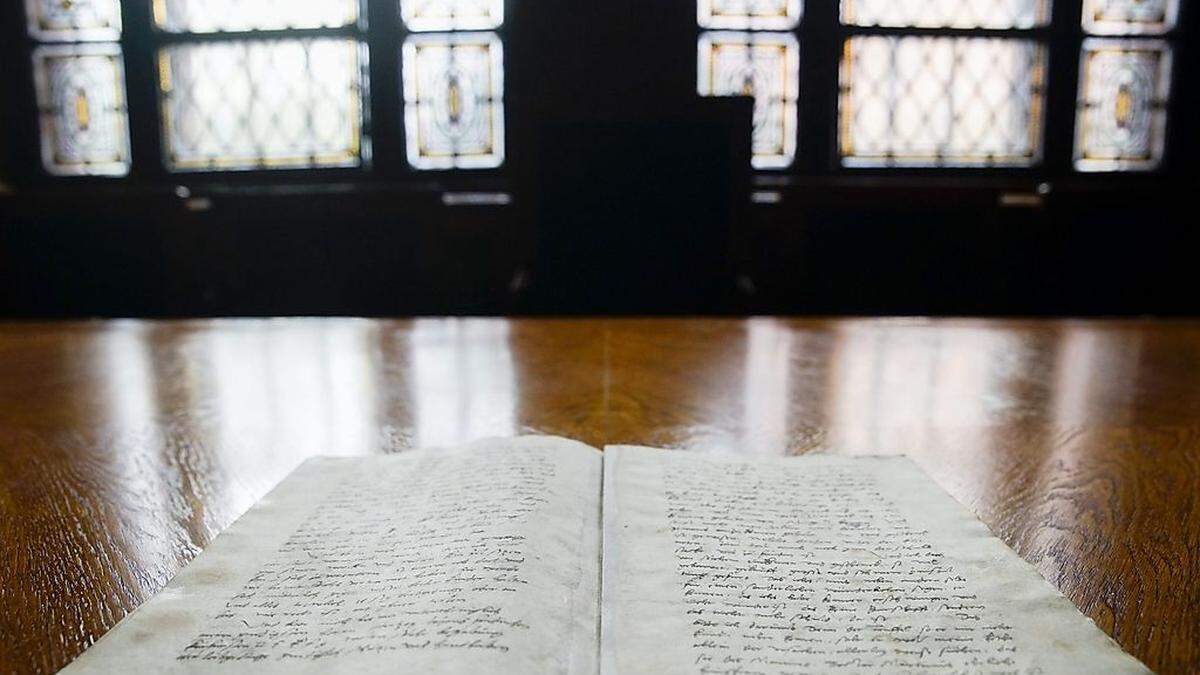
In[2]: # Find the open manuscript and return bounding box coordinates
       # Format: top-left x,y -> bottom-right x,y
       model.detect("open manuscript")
65,436 -> 1151,674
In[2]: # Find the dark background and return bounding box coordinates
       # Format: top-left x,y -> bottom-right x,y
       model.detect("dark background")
1,0 -> 1197,318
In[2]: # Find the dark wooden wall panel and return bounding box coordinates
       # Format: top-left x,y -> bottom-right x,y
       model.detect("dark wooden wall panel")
0,190 -> 526,317
1,0 -> 1197,317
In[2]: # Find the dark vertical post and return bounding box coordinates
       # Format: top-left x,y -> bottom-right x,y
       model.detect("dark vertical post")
121,0 -> 168,182
798,0 -> 841,174
366,0 -> 405,178
1,1 -> 41,185
1162,0 -> 1195,174
1042,0 -> 1084,178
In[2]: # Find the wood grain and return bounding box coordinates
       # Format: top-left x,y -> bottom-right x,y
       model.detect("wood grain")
1,318 -> 1198,673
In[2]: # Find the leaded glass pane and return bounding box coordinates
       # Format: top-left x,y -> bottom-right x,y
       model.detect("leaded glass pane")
154,0 -> 360,33
1082,0 -> 1179,34
159,39 -> 366,171
1075,39 -> 1171,171
33,44 -> 131,176
697,32 -> 799,169
698,0 -> 802,30
840,0 -> 1050,28
839,36 -> 1046,167
25,0 -> 122,41
400,0 -> 503,31
402,33 -> 505,170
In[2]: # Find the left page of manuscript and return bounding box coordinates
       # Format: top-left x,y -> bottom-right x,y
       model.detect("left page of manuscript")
63,436 -> 603,675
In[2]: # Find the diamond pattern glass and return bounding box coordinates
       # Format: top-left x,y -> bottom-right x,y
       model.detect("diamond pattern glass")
698,31 -> 800,169
840,0 -> 1050,29
153,0 -> 360,33
1075,39 -> 1172,171
159,38 -> 366,171
1082,0 -> 1179,35
400,0 -> 504,31
32,44 -> 131,176
25,0 -> 122,41
839,36 -> 1047,167
698,0 -> 802,30
402,33 -> 505,170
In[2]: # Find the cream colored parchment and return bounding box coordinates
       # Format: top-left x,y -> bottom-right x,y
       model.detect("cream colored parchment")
64,436 -> 602,675
600,446 -> 1151,675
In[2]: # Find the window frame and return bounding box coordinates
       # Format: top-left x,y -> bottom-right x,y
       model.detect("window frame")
3,0 -> 1187,189
1073,0 -> 1183,172
794,2 -> 1065,178
127,0 -> 383,184
781,0 -> 1184,181
4,0 -> 513,187
398,10 -> 508,171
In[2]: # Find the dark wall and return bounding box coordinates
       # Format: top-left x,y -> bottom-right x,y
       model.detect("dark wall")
0,187 -> 527,317
744,179 -> 1198,316
4,177 -> 1195,317
1,0 -> 1198,318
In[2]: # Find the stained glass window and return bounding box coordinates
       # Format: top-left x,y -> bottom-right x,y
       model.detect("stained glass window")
153,0 -> 360,33
402,33 -> 505,170
698,32 -> 799,169
840,0 -> 1050,29
159,38 -> 366,171
698,0 -> 802,30
32,44 -> 131,176
840,36 -> 1046,167
24,0 -> 122,41
1074,40 -> 1171,171
401,0 -> 504,31
1082,0 -> 1179,35
695,0 -> 801,170
399,0 -> 506,171
1076,0 -> 1177,172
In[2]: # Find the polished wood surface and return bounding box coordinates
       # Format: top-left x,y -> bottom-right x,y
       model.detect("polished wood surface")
2,318 -> 1198,673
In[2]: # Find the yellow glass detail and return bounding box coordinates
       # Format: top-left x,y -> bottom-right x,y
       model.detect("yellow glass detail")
1115,83 -> 1133,128
447,77 -> 462,123
74,89 -> 91,130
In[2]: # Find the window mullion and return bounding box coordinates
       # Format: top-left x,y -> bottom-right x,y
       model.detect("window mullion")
4,3 -> 42,184
367,0 -> 407,178
800,1 -> 840,173
122,0 -> 168,181
1043,0 -> 1085,178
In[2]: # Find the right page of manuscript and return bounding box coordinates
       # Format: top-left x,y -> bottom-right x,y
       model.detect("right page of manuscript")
600,446 -> 1150,675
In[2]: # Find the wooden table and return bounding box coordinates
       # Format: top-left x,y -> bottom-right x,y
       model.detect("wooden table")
1,318 -> 1198,674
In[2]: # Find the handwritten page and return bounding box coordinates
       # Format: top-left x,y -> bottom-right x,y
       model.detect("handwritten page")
600,446 -> 1151,675
64,436 -> 602,674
